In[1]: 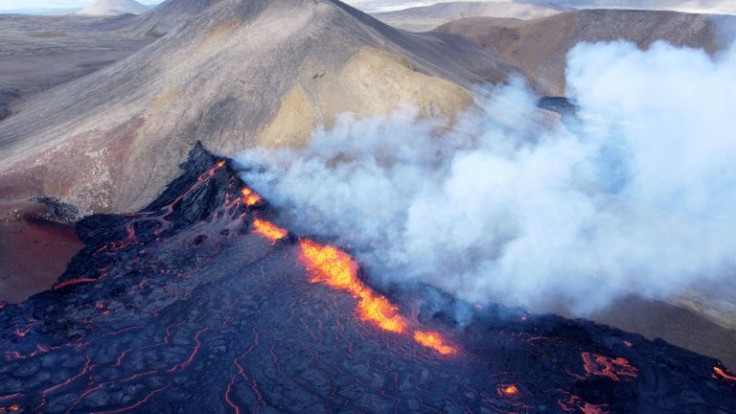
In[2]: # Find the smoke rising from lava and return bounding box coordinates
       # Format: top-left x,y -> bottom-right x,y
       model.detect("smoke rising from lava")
237,41 -> 736,315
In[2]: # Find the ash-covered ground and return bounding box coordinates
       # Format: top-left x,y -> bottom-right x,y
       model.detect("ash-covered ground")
0,143 -> 734,413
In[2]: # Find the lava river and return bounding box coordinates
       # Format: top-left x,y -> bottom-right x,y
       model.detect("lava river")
0,143 -> 734,413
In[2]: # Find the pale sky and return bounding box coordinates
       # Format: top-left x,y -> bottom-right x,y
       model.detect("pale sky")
0,0 -> 164,11
0,0 -> 490,13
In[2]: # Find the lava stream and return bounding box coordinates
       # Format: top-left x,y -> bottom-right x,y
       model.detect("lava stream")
252,219 -> 288,243
413,330 -> 458,355
714,366 -> 736,383
298,239 -> 407,334
297,238 -> 457,355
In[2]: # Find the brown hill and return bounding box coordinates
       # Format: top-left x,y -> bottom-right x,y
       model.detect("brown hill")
437,9 -> 736,95
0,0 -> 515,214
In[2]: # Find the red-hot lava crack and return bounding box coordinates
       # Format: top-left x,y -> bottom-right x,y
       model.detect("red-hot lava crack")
0,143 -> 733,413
578,352 -> 638,381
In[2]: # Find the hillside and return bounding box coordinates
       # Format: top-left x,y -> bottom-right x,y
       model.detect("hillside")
0,0 -> 515,214
438,9 -> 736,95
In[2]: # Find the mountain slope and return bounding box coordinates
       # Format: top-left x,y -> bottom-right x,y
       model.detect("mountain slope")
0,0 -> 515,213
438,9 -> 736,95
79,0 -> 150,16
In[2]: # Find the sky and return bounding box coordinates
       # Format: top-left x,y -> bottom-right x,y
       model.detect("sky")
0,0 -> 164,12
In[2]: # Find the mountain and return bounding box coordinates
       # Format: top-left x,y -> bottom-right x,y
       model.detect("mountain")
345,0 -> 736,15
0,0 -> 515,214
373,1 -> 565,31
521,0 -> 736,15
438,9 -> 736,95
79,0 -> 150,16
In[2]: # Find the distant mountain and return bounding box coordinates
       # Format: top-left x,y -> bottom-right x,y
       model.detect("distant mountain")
346,0 -> 736,15
79,0 -> 149,16
374,1 -> 566,31
520,0 -> 736,15
438,9 -> 736,95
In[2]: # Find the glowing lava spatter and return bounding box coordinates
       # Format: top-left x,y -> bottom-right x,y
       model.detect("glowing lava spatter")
413,331 -> 458,355
252,219 -> 288,243
498,384 -> 520,397
241,187 -> 262,206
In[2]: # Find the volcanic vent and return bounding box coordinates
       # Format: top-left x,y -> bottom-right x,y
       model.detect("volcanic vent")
0,144 -> 734,413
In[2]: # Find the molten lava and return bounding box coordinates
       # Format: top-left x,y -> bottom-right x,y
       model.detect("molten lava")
498,384 -> 520,397
298,239 -> 407,334
413,331 -> 458,355
241,187 -> 262,206
252,219 -> 288,243
715,366 -> 736,383
298,239 -> 458,354
580,352 -> 638,382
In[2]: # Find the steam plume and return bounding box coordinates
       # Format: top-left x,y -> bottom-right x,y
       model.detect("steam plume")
237,41 -> 736,315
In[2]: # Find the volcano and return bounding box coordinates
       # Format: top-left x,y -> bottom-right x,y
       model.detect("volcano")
0,143 -> 734,413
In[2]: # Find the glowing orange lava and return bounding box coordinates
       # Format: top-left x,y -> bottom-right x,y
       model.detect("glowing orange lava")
253,219 -> 288,243
241,187 -> 262,206
498,384 -> 520,397
413,330 -> 458,355
714,366 -> 736,383
299,239 -> 407,334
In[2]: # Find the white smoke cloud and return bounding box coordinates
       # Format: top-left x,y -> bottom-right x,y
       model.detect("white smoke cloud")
237,40 -> 736,315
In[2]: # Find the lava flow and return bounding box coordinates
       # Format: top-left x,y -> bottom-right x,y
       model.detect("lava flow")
252,219 -> 288,243
298,239 -> 409,334
297,238 -> 459,354
715,366 -> 736,383
413,330 -> 458,355
241,187 -> 261,206
0,143 -> 734,413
